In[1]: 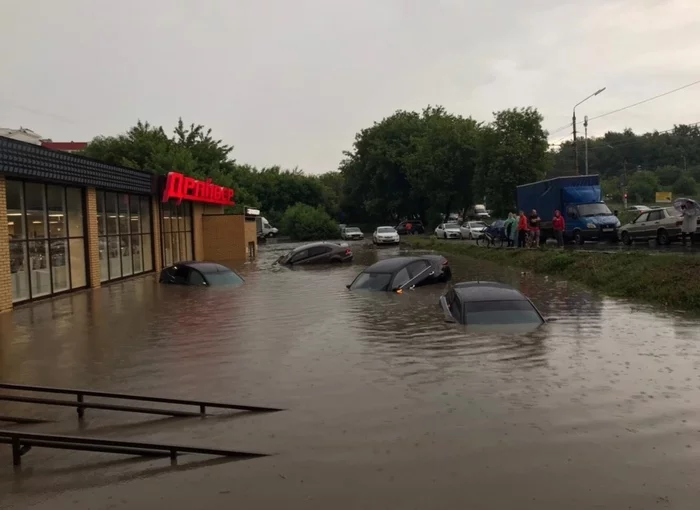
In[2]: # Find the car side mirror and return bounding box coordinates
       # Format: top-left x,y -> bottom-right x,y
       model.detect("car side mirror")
346,284 -> 351,289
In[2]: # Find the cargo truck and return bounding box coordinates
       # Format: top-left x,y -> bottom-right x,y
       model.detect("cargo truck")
516,175 -> 620,245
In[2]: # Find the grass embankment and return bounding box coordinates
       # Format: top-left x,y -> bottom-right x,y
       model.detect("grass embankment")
406,237 -> 700,311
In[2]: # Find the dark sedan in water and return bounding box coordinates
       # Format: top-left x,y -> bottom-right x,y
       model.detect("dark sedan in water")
440,281 -> 544,326
348,255 -> 451,292
277,242 -> 353,265
159,262 -> 245,286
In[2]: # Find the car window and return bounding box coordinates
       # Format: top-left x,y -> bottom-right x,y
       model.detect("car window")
290,249 -> 309,263
378,227 -> 396,233
634,212 -> 650,223
391,267 -> 411,289
308,245 -> 331,257
406,261 -> 430,279
449,295 -> 462,322
666,208 -> 681,217
171,266 -> 190,284
188,269 -> 206,286
350,272 -> 392,291
437,224 -> 444,229
566,205 -> 578,219
444,223 -> 459,228
647,210 -> 663,221
463,300 -> 543,325
205,270 -> 244,287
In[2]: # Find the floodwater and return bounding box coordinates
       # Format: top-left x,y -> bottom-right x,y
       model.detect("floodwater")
1,241 -> 700,509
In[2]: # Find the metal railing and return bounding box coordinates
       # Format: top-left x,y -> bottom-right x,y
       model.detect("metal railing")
0,382 -> 283,420
0,429 -> 269,466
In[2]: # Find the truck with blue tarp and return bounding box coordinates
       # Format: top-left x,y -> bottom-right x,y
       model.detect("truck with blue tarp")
516,175 -> 620,244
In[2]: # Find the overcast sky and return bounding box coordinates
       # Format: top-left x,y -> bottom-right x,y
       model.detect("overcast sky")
3,0 -> 700,174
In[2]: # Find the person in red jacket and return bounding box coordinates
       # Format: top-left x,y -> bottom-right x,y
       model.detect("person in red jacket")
552,209 -> 566,247
517,210 -> 528,248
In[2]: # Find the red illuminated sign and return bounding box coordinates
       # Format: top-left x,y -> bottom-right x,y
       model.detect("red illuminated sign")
162,171 -> 235,206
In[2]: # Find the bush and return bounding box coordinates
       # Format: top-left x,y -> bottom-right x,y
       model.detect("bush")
280,203 -> 339,241
672,175 -> 697,197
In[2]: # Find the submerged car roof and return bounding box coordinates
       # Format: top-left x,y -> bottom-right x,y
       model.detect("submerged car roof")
177,261 -> 232,274
364,255 -> 443,273
291,242 -> 341,253
452,281 -> 528,302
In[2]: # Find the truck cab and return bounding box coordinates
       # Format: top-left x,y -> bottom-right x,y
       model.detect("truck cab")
564,200 -> 619,244
256,216 -> 278,238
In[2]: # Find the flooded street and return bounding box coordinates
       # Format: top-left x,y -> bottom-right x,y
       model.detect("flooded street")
1,241 -> 700,509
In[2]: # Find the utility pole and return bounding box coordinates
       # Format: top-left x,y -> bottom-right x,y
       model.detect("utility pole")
584,115 -> 589,176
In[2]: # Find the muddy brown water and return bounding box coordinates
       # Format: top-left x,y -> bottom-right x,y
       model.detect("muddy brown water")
1,241 -> 699,509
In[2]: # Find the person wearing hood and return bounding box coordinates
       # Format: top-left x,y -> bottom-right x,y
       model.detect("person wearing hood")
552,209 -> 566,247
681,204 -> 697,244
517,210 -> 528,248
504,213 -> 517,247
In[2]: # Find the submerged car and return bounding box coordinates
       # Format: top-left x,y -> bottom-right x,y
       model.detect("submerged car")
341,227 -> 365,241
348,255 -> 451,292
277,242 -> 353,265
435,222 -> 462,239
373,226 -> 400,245
440,281 -> 545,326
159,262 -> 244,287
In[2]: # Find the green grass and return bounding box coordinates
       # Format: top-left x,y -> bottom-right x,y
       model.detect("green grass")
405,237 -> 700,311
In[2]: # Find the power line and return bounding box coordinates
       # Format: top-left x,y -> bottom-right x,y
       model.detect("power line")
548,121 -> 700,152
547,78 -> 700,137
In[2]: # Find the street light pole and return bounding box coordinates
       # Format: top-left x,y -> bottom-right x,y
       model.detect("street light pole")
573,87 -> 606,175
584,115 -> 589,175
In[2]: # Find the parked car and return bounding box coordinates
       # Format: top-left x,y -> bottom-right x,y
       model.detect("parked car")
373,226 -> 400,245
348,255 -> 451,292
277,242 -> 353,265
434,222 -> 462,239
460,221 -> 488,240
395,220 -> 425,235
618,206 -> 695,245
439,282 -> 545,326
341,226 -> 364,240
627,205 -> 651,213
159,262 -> 245,287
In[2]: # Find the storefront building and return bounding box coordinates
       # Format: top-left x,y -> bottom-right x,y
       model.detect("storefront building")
0,136 -> 257,313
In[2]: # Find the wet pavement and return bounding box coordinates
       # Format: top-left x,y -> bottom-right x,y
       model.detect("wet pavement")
1,241 -> 700,509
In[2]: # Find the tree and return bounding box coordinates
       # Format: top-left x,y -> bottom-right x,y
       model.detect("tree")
474,108 -> 549,215
672,174 -> 698,197
280,203 -> 338,241
628,170 -> 659,202
657,165 -> 682,187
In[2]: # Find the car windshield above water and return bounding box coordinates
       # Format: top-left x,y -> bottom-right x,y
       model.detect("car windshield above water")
377,227 -> 396,233
349,272 -> 393,291
578,203 -> 614,217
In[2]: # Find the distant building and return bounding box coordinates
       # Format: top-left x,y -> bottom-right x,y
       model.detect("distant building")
41,141 -> 88,153
0,127 -> 44,145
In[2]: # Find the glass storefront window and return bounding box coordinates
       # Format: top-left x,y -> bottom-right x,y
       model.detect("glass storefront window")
7,180 -> 25,240
96,191 -> 106,236
97,191 -> 153,281
67,187 -> 84,237
25,183 -> 47,239
7,181 -> 87,302
161,201 -> 193,264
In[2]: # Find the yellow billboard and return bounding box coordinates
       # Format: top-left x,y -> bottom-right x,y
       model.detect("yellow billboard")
655,191 -> 672,203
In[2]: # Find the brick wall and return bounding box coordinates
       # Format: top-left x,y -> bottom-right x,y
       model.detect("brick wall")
201,214 -> 256,261
85,188 -> 101,288
0,177 -> 12,312
151,198 -> 163,272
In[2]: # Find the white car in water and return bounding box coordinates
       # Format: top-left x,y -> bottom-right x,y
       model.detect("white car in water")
373,226 -> 400,245
460,221 -> 488,240
434,222 -> 462,239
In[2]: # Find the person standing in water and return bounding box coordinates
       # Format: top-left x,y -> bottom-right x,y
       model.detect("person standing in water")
517,210 -> 528,248
528,209 -> 541,248
552,209 -> 565,248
